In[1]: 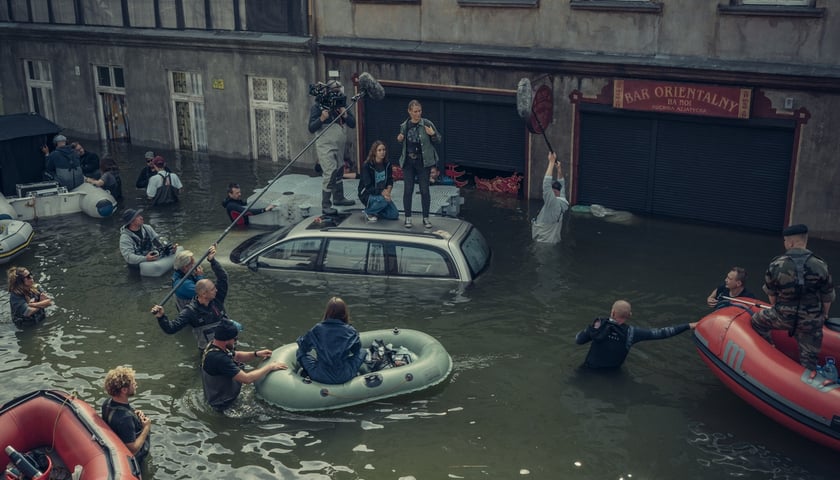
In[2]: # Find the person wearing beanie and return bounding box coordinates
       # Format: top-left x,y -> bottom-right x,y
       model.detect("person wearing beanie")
531,151 -> 570,244
135,151 -> 168,189
751,224 -> 834,371
200,320 -> 287,411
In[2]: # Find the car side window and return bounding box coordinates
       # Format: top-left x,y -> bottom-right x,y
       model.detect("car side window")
323,239 -> 368,273
394,245 -> 454,278
367,242 -> 386,274
259,238 -> 321,270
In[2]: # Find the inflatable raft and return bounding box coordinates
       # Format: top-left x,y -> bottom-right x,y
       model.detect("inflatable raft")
256,328 -> 453,412
694,300 -> 840,451
0,219 -> 34,264
1,182 -> 116,221
138,245 -> 183,277
0,390 -> 141,479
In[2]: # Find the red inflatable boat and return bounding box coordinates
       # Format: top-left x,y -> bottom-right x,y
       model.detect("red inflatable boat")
694,300 -> 840,451
0,390 -> 141,479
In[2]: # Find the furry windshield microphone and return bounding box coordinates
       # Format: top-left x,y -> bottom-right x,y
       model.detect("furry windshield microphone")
516,78 -> 533,120
359,72 -> 386,100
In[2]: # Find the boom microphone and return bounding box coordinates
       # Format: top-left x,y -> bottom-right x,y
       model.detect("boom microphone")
359,72 -> 386,100
516,78 -> 533,120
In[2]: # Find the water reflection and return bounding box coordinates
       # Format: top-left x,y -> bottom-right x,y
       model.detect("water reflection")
1,146 -> 839,478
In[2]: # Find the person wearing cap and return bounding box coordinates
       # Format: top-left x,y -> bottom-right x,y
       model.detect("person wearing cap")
531,151 -> 570,244
308,79 -> 356,215
41,134 -> 84,190
222,183 -> 275,227
172,248 -> 208,312
200,320 -> 287,411
145,156 -> 182,204
706,266 -> 756,309
751,224 -> 835,371
119,209 -> 169,267
135,151 -> 168,189
575,300 -> 697,369
151,244 -> 238,351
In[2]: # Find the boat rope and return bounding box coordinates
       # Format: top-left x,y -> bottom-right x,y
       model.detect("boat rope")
46,390 -> 77,454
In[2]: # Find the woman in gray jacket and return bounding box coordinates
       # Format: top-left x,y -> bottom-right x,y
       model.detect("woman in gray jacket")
397,100 -> 442,230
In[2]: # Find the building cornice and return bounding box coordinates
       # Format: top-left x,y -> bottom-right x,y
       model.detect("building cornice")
318,36 -> 840,93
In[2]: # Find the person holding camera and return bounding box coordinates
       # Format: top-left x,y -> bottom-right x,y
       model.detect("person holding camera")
531,151 -> 570,244
119,209 -> 171,268
308,80 -> 356,214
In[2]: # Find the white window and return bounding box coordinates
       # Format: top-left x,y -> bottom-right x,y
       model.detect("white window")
24,60 -> 56,121
249,76 -> 290,162
94,65 -> 131,142
170,71 -> 207,152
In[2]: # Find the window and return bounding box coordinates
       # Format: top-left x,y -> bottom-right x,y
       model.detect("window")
719,0 -> 822,16
24,60 -> 56,121
569,0 -> 663,13
395,246 -> 453,278
249,76 -> 290,162
323,240 -> 369,273
457,0 -> 537,6
260,239 -> 321,270
170,71 -> 207,151
94,65 -> 130,142
460,227 -> 491,278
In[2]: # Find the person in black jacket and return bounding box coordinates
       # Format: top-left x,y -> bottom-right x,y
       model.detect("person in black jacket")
358,140 -> 398,222
151,244 -> 242,351
222,183 -> 275,226
575,300 -> 697,369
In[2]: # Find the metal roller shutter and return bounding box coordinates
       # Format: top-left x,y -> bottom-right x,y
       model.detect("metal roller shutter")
577,108 -> 793,231
362,87 -> 524,173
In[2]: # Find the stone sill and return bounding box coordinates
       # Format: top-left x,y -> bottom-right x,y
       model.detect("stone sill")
717,5 -> 825,18
569,0 -> 662,14
456,0 -> 537,6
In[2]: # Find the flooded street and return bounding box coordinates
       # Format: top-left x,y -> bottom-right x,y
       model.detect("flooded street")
1,146 -> 839,479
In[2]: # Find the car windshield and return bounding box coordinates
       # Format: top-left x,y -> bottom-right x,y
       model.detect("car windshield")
460,226 -> 490,279
240,224 -> 295,260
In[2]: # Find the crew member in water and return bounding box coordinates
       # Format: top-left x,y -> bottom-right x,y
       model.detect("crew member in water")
575,299 -> 697,369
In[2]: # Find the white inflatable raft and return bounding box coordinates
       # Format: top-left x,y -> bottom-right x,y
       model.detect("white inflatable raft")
0,219 -> 34,264
256,328 -> 453,411
138,245 -> 184,277
2,182 -> 116,220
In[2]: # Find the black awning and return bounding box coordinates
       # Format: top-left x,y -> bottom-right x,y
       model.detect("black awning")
0,112 -> 62,142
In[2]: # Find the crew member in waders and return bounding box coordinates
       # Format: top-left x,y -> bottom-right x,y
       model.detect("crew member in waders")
575,300 -> 697,369
532,151 -> 569,244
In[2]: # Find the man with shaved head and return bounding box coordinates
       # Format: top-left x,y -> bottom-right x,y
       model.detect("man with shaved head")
151,244 -> 243,351
575,300 -> 697,369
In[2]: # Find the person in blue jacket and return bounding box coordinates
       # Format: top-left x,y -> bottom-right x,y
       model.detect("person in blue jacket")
42,134 -> 84,190
296,297 -> 365,384
172,249 -> 206,311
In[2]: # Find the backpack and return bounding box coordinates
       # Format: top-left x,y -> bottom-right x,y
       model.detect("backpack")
152,172 -> 179,206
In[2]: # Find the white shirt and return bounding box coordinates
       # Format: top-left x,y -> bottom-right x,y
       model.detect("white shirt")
146,171 -> 183,199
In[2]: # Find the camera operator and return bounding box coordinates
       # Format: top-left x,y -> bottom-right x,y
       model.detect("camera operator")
308,80 -> 356,214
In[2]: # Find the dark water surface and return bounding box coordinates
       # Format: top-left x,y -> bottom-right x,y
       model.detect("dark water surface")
2,146 -> 839,479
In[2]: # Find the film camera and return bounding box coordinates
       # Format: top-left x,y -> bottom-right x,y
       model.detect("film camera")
309,82 -> 347,110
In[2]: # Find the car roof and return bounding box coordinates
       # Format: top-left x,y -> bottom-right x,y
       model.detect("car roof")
289,213 -> 470,241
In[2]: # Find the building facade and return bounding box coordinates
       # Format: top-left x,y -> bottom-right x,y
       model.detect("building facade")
1,1 -> 839,237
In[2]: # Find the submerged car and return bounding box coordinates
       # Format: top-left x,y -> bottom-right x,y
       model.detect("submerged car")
230,213 -> 491,283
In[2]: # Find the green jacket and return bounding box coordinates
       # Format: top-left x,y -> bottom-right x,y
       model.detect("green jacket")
398,118 -> 443,168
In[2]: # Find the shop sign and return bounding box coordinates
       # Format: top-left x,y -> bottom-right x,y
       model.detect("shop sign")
613,79 -> 752,119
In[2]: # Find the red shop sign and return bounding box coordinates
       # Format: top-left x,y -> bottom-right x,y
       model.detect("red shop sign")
613,79 -> 752,119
